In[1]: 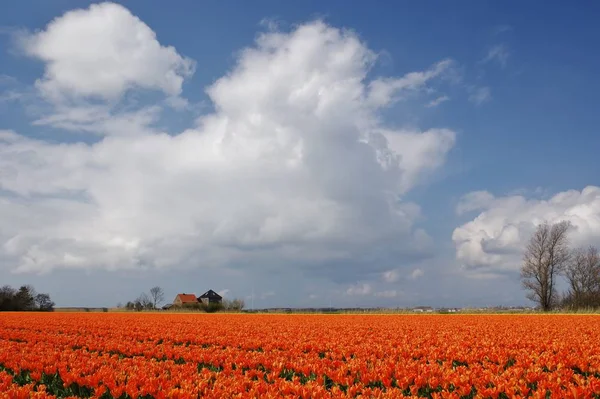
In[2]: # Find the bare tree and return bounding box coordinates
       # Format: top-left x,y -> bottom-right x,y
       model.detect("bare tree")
231,298 -> 245,311
149,286 -> 165,309
521,221 -> 571,311
135,293 -> 153,311
221,298 -> 245,312
564,246 -> 600,308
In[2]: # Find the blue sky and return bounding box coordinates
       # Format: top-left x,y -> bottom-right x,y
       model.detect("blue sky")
0,1 -> 599,308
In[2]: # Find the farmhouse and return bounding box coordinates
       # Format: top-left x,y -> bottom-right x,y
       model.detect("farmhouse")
173,293 -> 198,306
170,290 -> 223,308
198,290 -> 223,304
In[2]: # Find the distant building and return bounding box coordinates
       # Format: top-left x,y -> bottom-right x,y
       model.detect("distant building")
198,290 -> 223,304
173,293 -> 198,306
438,308 -> 459,313
413,306 -> 434,313
171,290 -> 223,307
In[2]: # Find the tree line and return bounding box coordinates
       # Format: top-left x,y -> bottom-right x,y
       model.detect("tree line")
521,221 -> 600,311
0,285 -> 55,311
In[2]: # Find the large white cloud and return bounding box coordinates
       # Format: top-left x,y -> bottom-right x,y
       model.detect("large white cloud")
0,8 -> 457,275
453,186 -> 600,274
20,2 -> 195,102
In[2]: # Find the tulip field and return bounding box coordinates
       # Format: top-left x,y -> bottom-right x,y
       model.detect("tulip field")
1,313 -> 600,398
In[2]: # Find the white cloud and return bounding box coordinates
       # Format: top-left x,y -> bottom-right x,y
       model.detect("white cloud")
374,290 -> 398,298
455,190 -> 496,215
453,186 -> 600,274
382,268 -> 423,282
377,128 -> 456,192
15,2 -> 194,136
20,2 -> 195,102
382,269 -> 400,283
426,95 -> 450,108
367,59 -> 456,107
0,16 -> 456,275
218,288 -> 230,297
481,44 -> 509,68
33,104 -> 161,136
409,268 -> 424,279
468,86 -> 491,105
346,283 -> 372,296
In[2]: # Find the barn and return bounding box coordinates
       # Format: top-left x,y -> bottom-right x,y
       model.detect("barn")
198,290 -> 223,304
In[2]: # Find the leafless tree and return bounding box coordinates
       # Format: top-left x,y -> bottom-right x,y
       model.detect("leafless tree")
564,246 -> 600,308
521,221 -> 571,311
149,286 -> 165,309
231,298 -> 245,311
135,293 -> 153,311
222,298 -> 245,311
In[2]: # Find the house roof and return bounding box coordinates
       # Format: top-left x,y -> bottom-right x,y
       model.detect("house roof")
176,293 -> 198,303
199,289 -> 222,299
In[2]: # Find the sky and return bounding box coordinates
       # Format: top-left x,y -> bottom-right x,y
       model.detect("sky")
0,1 -> 599,308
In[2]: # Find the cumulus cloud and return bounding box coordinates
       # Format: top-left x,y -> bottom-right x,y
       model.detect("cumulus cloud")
19,2 -> 195,102
14,2 -> 194,136
377,128 -> 456,192
0,10 -> 457,275
453,186 -> 600,274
